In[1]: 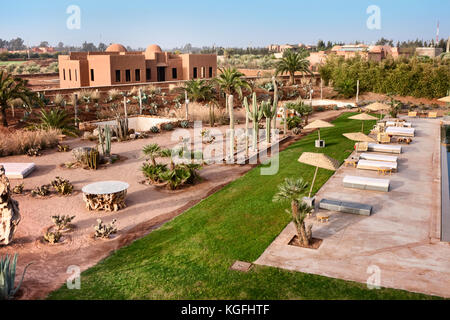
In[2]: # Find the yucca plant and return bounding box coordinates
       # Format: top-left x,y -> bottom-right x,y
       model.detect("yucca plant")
38,108 -> 77,136
0,254 -> 32,300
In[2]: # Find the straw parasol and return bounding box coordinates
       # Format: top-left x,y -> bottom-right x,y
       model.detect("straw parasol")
342,132 -> 375,142
298,152 -> 340,198
438,96 -> 450,103
343,132 -> 375,156
304,120 -> 334,142
364,102 -> 390,119
349,113 -> 378,132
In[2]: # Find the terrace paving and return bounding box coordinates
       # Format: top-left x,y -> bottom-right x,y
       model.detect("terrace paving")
255,118 -> 450,298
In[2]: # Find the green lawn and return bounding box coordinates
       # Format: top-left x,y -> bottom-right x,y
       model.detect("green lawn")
48,112 -> 439,300
0,61 -> 26,66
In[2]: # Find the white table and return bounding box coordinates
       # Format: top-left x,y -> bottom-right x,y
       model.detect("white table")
82,181 -> 129,212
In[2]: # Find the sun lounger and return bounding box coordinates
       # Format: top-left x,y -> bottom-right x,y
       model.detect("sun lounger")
343,175 -> 390,192
408,112 -> 417,118
319,198 -> 372,216
359,153 -> 397,162
367,143 -> 402,154
386,121 -> 412,127
386,127 -> 415,137
357,159 -> 397,172
0,163 -> 36,179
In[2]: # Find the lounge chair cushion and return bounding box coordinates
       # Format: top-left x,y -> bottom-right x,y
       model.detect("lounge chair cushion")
357,159 -> 397,171
319,198 -> 372,216
0,163 -> 36,179
343,175 -> 390,192
385,127 -> 415,137
367,143 -> 402,154
359,153 -> 398,162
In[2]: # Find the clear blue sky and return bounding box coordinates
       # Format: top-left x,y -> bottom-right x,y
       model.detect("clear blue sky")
0,0 -> 448,48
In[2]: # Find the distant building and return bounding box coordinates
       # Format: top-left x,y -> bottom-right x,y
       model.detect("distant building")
415,47 -> 444,58
330,44 -> 413,61
32,47 -> 55,53
268,43 -> 310,53
58,43 -> 217,89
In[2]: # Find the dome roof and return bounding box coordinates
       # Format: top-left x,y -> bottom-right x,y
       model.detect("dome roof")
145,44 -> 162,54
106,44 -> 127,52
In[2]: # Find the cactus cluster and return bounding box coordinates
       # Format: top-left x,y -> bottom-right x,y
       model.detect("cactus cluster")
94,219 -> 117,239
12,183 -> 24,195
31,185 -> 50,197
82,148 -> 99,170
44,231 -> 62,244
51,177 -> 74,195
51,215 -> 75,231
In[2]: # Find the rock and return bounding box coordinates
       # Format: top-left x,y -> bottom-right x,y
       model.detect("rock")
0,166 -> 20,245
72,147 -> 94,162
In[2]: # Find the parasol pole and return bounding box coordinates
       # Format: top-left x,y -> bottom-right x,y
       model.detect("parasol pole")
308,166 -> 319,198
318,128 -> 321,141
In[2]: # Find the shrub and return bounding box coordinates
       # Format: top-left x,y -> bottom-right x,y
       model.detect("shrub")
94,219 -> 117,239
150,126 -> 160,133
51,177 -> 73,195
162,123 -> 174,131
53,94 -> 66,107
141,163 -> 168,183
286,116 -> 303,130
180,120 -> 190,128
31,185 -> 50,197
26,146 -> 41,157
44,231 -> 61,244
0,129 -> 60,157
51,215 -> 75,231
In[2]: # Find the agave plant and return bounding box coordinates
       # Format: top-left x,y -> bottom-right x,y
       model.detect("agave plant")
158,166 -> 191,190
141,163 -> 168,183
0,254 -> 32,300
38,108 -> 77,136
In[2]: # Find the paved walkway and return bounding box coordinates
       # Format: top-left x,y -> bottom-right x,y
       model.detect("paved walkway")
255,118 -> 450,297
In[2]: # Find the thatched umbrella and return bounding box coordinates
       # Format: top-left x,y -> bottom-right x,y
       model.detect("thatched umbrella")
364,102 -> 390,120
438,96 -> 450,103
298,152 -> 340,198
343,132 -> 375,156
304,120 -> 335,144
349,113 -> 378,132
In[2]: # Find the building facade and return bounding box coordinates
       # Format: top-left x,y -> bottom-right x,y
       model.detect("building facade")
58,44 -> 217,89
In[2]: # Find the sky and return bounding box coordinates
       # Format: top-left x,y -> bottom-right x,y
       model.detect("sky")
0,0 -> 449,49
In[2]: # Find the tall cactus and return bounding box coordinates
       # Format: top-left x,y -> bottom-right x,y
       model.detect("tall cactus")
228,95 -> 234,160
244,92 -> 264,151
262,101 -> 275,144
244,97 -> 249,158
272,77 -> 279,131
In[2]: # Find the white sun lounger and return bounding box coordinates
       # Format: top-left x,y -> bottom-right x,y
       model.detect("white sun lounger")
367,143 -> 402,154
386,127 -> 415,137
360,153 -> 398,162
343,175 -> 390,192
357,159 -> 397,171
0,163 -> 36,179
386,121 -> 412,128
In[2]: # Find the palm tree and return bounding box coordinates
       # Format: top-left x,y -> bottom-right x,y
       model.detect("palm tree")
142,143 -> 162,166
38,108 -> 77,136
183,79 -> 216,103
160,148 -> 176,170
275,49 -> 311,85
273,177 -> 313,246
215,67 -> 251,110
0,71 -> 38,127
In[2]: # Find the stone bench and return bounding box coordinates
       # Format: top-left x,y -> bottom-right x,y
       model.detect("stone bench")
343,175 -> 390,192
319,199 -> 372,216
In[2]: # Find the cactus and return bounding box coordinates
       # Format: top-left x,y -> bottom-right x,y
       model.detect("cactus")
244,98 -> 249,158
82,148 -> 99,170
272,77 -> 279,131
228,95 -> 234,160
43,231 -> 62,244
51,215 -> 75,231
262,99 -> 277,144
115,116 -> 128,141
0,254 -> 32,300
51,177 -> 74,195
94,219 -> 117,239
98,125 -> 112,157
244,92 -> 264,151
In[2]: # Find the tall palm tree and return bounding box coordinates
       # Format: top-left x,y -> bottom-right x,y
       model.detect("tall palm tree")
275,49 -> 312,85
273,177 -> 313,246
0,71 -> 38,127
215,67 -> 251,110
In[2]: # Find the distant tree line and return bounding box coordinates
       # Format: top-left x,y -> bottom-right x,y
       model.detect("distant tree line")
319,55 -> 450,99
